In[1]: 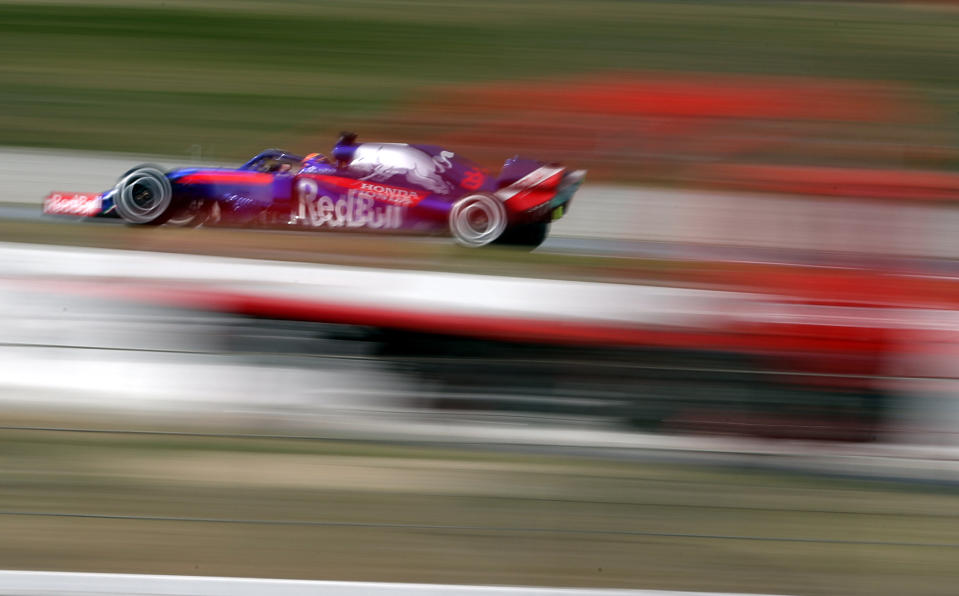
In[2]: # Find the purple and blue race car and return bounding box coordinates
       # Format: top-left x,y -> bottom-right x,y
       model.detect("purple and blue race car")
44,133 -> 585,248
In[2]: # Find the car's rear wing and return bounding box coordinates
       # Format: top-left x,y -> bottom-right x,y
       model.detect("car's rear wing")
495,165 -> 586,222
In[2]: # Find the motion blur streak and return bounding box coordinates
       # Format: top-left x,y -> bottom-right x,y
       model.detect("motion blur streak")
2,1 -> 959,595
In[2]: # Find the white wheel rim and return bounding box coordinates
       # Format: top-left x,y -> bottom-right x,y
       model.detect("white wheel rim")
116,168 -> 171,224
451,196 -> 505,247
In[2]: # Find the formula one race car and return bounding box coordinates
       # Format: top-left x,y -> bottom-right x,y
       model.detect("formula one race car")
44,133 -> 586,248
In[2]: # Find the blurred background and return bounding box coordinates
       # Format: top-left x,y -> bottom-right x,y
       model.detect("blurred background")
1,1 -> 959,595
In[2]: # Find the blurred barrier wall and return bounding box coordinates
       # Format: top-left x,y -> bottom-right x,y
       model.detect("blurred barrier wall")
2,241 -> 958,444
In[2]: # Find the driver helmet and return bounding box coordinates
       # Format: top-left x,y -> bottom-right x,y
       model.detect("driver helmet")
302,152 -> 328,164
299,152 -> 331,173
300,153 -> 332,172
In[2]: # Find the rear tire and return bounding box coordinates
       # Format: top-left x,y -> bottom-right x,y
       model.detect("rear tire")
494,221 -> 549,250
114,165 -> 173,225
448,193 -> 507,247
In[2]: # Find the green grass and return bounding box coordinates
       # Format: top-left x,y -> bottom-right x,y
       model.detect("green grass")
1,424 -> 958,594
1,1 -> 958,161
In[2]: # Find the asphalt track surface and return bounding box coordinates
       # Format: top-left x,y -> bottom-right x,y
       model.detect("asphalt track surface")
6,144 -> 959,268
10,202 -> 957,272
0,202 -> 655,257
0,201 -> 703,261
4,144 -> 957,265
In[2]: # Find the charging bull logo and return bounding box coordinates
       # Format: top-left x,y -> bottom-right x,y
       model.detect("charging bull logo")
347,143 -> 455,195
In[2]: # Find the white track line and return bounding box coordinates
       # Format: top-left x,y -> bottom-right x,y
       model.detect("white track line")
0,571 -> 789,596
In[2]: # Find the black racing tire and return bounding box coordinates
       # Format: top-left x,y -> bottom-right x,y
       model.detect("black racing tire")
113,165 -> 174,225
448,193 -> 507,247
494,221 -> 549,250
165,199 -> 211,228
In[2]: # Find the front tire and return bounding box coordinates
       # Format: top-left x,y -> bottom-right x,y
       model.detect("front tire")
448,193 -> 507,247
165,199 -> 211,228
114,165 -> 173,225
